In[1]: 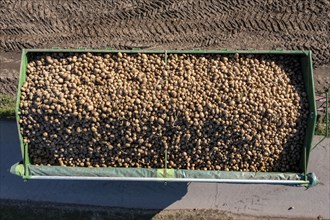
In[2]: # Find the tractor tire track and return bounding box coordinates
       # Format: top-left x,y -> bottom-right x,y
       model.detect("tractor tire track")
0,0 -> 329,94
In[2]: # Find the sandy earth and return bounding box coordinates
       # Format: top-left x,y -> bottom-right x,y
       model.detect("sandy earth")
0,200 -> 317,220
0,120 -> 329,219
0,0 -> 329,95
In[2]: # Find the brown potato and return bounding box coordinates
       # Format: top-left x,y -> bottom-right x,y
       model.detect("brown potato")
20,52 -> 308,172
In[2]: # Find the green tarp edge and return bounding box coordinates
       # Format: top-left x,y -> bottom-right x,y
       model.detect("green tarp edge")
10,163 -> 24,176
27,165 -> 303,181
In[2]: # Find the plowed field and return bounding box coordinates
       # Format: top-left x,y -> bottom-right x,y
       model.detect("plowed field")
0,0 -> 329,95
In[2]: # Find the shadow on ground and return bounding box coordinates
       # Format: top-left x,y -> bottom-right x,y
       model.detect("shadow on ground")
0,120 -> 187,219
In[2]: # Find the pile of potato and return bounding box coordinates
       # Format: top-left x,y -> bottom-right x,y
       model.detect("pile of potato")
19,52 -> 308,172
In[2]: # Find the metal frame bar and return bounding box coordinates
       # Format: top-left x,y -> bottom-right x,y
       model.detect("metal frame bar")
301,51 -> 317,171
313,91 -> 329,150
23,48 -> 310,54
14,49 -> 316,184
29,175 -> 309,185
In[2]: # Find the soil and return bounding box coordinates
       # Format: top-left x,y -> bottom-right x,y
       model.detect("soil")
0,199 -> 315,220
0,52 -> 20,96
0,0 -> 329,96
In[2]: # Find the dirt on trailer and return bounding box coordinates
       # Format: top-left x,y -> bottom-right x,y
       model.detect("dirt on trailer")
0,0 -> 329,96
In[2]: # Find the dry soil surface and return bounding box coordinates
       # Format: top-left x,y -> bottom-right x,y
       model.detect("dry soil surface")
0,199 -> 316,220
0,0 -> 329,95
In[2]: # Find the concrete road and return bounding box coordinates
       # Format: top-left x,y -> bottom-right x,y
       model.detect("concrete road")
0,120 -> 329,219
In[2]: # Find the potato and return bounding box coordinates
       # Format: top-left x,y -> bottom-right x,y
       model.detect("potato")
20,52 -> 308,172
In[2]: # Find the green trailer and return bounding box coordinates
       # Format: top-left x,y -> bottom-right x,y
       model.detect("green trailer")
11,49 -> 322,187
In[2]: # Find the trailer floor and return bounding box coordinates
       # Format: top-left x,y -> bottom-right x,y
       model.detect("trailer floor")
0,120 -> 329,219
